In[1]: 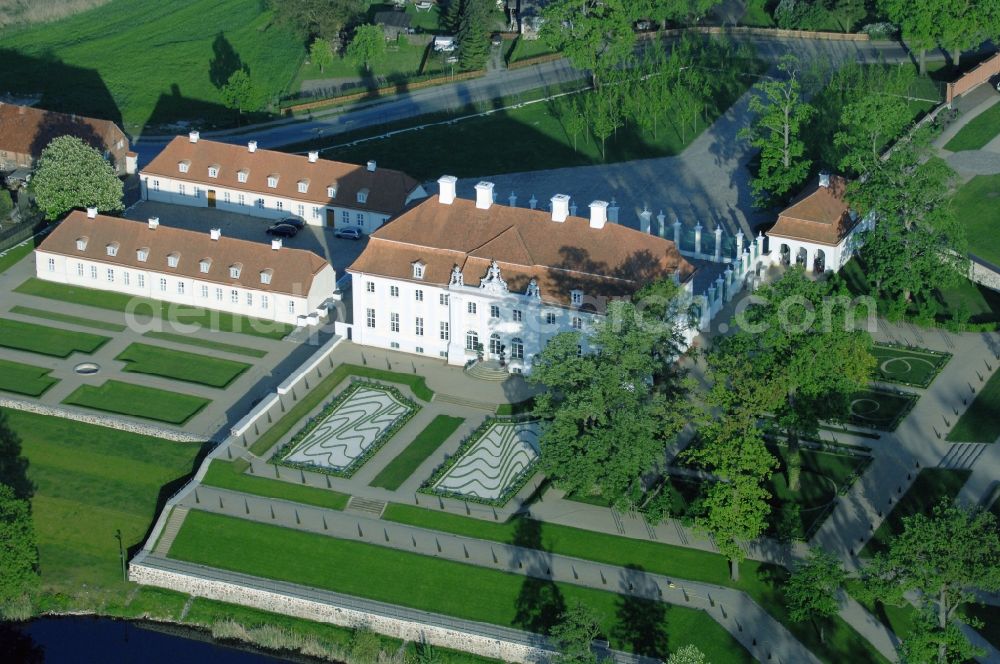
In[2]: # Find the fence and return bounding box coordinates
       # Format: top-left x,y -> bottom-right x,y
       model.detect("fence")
0,218 -> 45,253
946,52 -> 1000,103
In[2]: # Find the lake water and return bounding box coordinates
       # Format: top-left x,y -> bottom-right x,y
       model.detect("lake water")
0,616 -> 306,663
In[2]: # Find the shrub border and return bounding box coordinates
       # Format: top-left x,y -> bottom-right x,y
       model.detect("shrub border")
837,387 -> 919,432
271,379 -> 419,479
872,342 -> 952,389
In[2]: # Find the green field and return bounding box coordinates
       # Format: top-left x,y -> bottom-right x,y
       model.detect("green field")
952,174 -> 1000,266
0,240 -> 36,273
116,342 -> 251,388
948,368 -> 1000,443
169,510 -> 753,662
862,469 -> 971,556
945,102 -> 1000,152
369,415 -> 464,490
63,380 -> 210,424
200,459 -> 350,511
842,388 -> 918,431
143,331 -> 268,358
15,278 -> 292,340
0,359 -> 58,396
11,305 -> 127,332
0,317 -> 109,357
872,344 -> 951,388
0,0 -> 303,132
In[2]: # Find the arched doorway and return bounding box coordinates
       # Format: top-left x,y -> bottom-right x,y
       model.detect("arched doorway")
813,249 -> 826,273
779,244 -> 790,266
510,337 -> 524,360
489,333 -> 502,356
795,247 -> 807,266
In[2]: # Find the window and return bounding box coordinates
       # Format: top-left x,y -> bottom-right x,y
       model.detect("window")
571,290 -> 583,306
200,285 -> 209,298
106,243 -> 118,257
288,301 -> 295,315
366,281 -> 375,293
159,277 -> 167,292
366,308 -> 376,328
136,248 -> 148,262
224,192 -> 231,203
230,264 -> 242,279
246,292 -> 253,307
276,201 -> 284,211
390,312 -> 400,333
199,259 -> 211,273
231,289 -> 239,303
76,237 -> 88,251
467,302 -> 477,315
261,295 -> 269,310
178,184 -> 186,195
489,333 -> 501,355
312,207 -> 321,219
256,198 -> 264,209
415,290 -> 424,302
267,176 -> 278,188
572,316 -> 582,329
390,285 -> 399,297
545,312 -> 556,325
238,193 -> 246,206
327,185 -> 337,198
390,342 -> 400,349
178,161 -> 189,173
123,272 -> 130,286
512,309 -> 522,322
413,264 -> 425,279
440,321 -> 449,341
76,263 -> 84,276
260,270 -> 272,285
297,181 -> 308,194
490,304 -> 500,319
511,337 -> 524,360
177,282 -> 185,295
415,317 -> 424,336
237,170 -> 248,183
90,265 -> 97,279
47,257 -> 55,272
152,179 -> 160,191
357,189 -> 369,204
440,293 -> 449,306
208,166 -> 218,178
296,204 -> 304,218
106,268 -> 114,282
577,344 -> 583,357
167,253 -> 179,268
137,274 -> 145,288
356,212 -> 364,226
341,210 -> 349,224
416,346 -> 424,354
215,288 -> 222,301
465,330 -> 479,351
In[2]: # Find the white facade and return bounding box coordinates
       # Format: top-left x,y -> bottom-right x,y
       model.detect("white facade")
768,212 -> 873,274
35,250 -> 335,326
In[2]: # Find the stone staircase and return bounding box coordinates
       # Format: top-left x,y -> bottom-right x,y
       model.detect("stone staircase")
464,360 -> 510,382
346,496 -> 387,518
153,506 -> 190,556
938,443 -> 988,470
433,392 -> 498,411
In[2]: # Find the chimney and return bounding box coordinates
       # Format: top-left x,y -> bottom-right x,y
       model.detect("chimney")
588,200 -> 608,229
271,238 -> 283,250
367,160 -> 376,172
474,181 -> 494,210
819,172 -> 830,188
148,217 -> 159,230
308,151 -> 319,163
210,228 -> 221,241
248,140 -> 257,153
437,175 -> 457,205
86,207 -> 98,219
551,194 -> 570,222
188,130 -> 200,143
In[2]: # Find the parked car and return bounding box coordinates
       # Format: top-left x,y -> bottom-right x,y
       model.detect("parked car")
265,223 -> 299,238
491,33 -> 503,46
276,216 -> 305,229
334,227 -> 362,240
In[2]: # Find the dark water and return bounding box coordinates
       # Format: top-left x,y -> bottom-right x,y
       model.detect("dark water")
0,616 -> 297,663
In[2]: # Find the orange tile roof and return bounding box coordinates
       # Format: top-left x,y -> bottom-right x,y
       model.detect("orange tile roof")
348,197 -> 695,308
142,136 -> 421,215
768,175 -> 858,246
0,102 -> 127,158
38,211 -> 330,296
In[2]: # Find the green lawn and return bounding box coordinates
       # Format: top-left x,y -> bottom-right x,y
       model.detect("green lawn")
862,469 -> 972,556
200,459 -> 350,510
841,388 -> 918,431
846,580 -> 918,646
3,408 -> 205,604
0,240 -> 36,273
115,342 -> 252,388
945,101 -> 1000,152
10,305 -> 127,332
952,174 -> 1000,266
369,415 -> 464,490
292,40 -> 441,92
63,380 -> 210,425
169,510 -> 753,663
507,37 -> 558,64
0,359 -> 58,396
0,317 -> 109,357
496,398 -> 536,416
15,278 -> 292,340
0,0 -> 303,133
872,344 -> 951,388
143,331 -> 268,358
947,368 -> 1000,443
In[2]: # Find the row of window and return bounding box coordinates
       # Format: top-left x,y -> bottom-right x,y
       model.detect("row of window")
464,332 -> 525,359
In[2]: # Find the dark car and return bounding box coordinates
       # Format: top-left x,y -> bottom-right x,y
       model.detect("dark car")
265,223 -> 299,238
491,33 -> 503,46
277,216 -> 305,229
334,227 -> 362,240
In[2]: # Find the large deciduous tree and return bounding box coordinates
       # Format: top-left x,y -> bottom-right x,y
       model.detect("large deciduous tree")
346,24 -> 386,72
550,601 -> 602,664
786,548 -> 846,643
876,0 -> 940,74
220,69 -> 265,125
861,500 -> 1000,663
309,38 -> 335,74
666,644 -> 708,664
31,136 -> 123,221
740,55 -> 815,207
0,483 -> 37,618
539,0 -> 636,86
834,64 -> 915,177
268,0 -> 364,40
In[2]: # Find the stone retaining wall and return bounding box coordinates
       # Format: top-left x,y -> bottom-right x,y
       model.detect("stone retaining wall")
970,260 -> 1000,292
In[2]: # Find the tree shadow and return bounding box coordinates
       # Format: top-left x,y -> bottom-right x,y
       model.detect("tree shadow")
208,32 -> 244,90
0,623 -> 44,664
142,83 -> 271,134
612,565 -> 669,657
26,109 -> 109,167
511,518 -> 566,635
0,412 -> 35,501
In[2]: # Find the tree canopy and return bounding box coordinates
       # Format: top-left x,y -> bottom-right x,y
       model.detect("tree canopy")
268,0 -> 364,40
550,601 -> 602,664
456,0 -> 496,71
31,136 -> 123,221
0,483 -> 37,618
666,644 -> 708,664
309,38 -> 335,74
220,69 -> 265,124
786,548 -> 846,643
346,24 -> 386,72
539,0 -> 637,85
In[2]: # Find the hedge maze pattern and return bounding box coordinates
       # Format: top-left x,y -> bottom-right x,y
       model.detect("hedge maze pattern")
432,421 -> 541,501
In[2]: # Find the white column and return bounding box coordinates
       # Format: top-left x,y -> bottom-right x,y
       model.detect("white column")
724,266 -> 734,301
735,230 -> 744,260
714,227 -> 722,262
639,208 -> 652,234
673,218 -> 682,247
694,223 -> 703,255
656,210 -> 666,237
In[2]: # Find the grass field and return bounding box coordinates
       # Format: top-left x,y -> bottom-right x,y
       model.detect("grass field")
15,278 -> 292,340
947,368 -> 1000,443
200,459 -> 350,511
62,380 -> 210,424
0,317 -> 109,357
0,240 -> 37,273
0,358 -> 59,396
945,101 -> 1000,152
11,305 -> 127,332
142,331 -> 268,358
0,0 -> 303,132
169,510 -> 753,662
292,40 -> 442,93
369,415 -> 464,490
115,342 -> 251,388
842,388 -> 918,431
872,344 -> 950,388
952,174 -> 1000,266
862,469 -> 971,556
2,408 -> 205,604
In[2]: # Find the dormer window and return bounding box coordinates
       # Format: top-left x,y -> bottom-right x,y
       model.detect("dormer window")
237,170 -> 248,183
297,179 -> 309,194
571,290 -> 583,306
199,258 -> 212,273
75,236 -> 89,251
105,242 -> 119,257
260,269 -> 273,285
208,165 -> 219,178
412,262 -> 425,279
357,188 -> 369,204
327,184 -> 337,198
229,263 -> 242,279
137,247 -> 149,262
267,175 -> 278,188
178,160 -> 190,173
167,252 -> 180,268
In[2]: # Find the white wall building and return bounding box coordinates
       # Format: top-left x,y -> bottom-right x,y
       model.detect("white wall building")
139,133 -> 426,235
347,177 -> 697,374
35,209 -> 336,326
